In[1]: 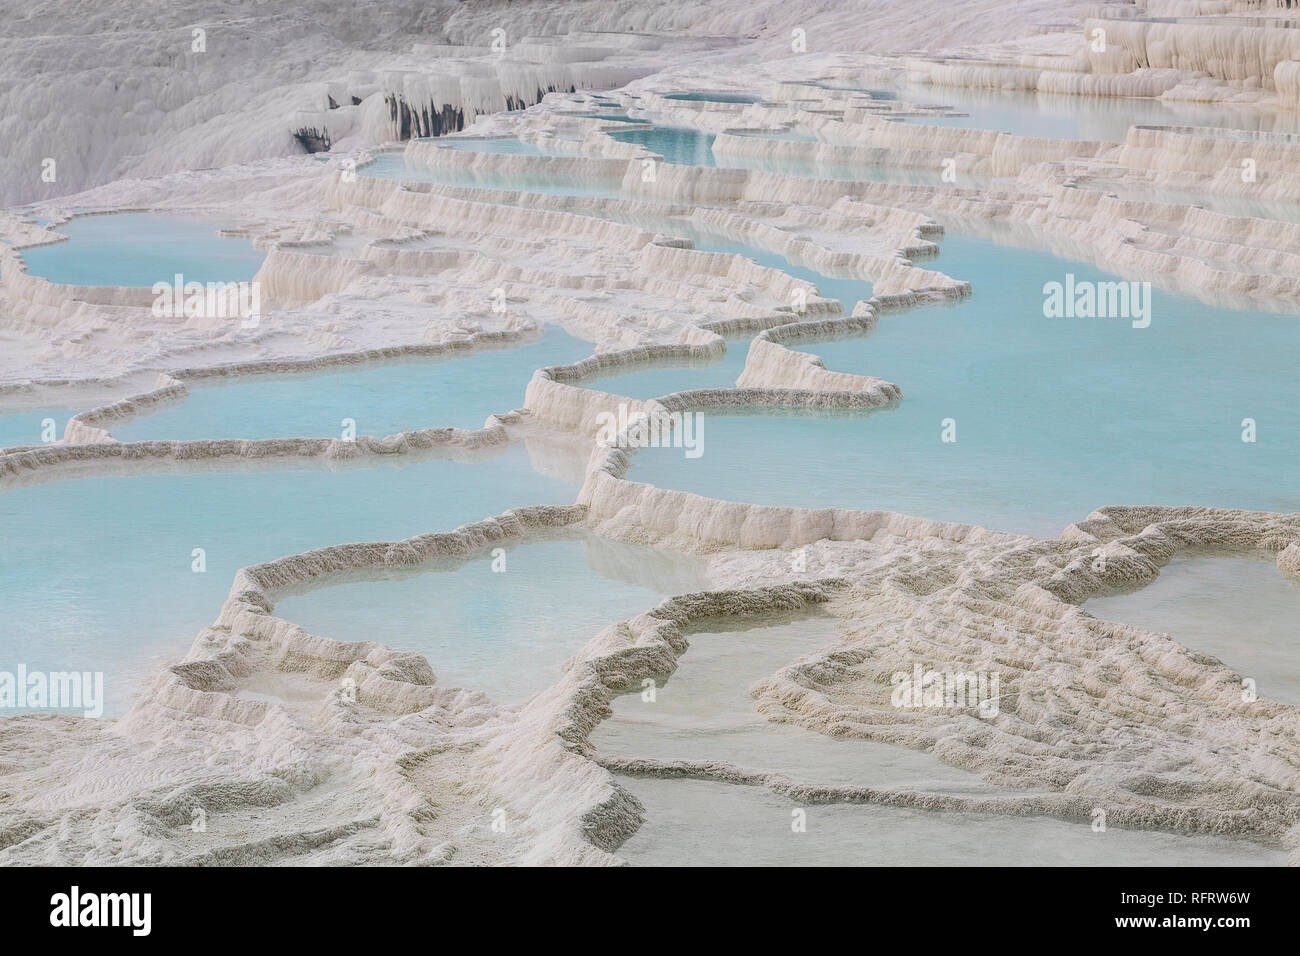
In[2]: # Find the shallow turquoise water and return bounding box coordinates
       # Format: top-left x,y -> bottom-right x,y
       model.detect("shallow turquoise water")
631,232 -> 1300,537
679,226 -> 873,313
0,445 -> 578,717
20,214 -> 266,287
275,533 -> 706,703
581,337 -> 752,400
734,129 -> 817,142
0,409 -> 78,449
112,327 -> 592,441
586,213 -> 874,315
599,100 -> 1296,540
608,125 -> 718,166
433,137 -> 559,155
664,92 -> 762,105
609,124 -> 959,183
815,84 -> 897,100
881,82 -> 1300,141
1088,558 -> 1300,706
573,112 -> 651,124
361,151 -> 623,197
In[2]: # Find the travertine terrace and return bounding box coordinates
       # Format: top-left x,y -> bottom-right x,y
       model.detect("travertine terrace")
1,0 -> 1299,867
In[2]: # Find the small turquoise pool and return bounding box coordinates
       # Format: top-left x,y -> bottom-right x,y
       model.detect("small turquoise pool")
608,125 -> 718,167
580,336 -> 752,400
608,125 -> 818,165
679,225 -> 873,313
112,327 -> 593,441
815,85 -> 897,100
20,214 -> 266,287
623,121 -> 982,185
360,151 -> 623,198
572,112 -> 651,124
275,533 -> 707,703
664,92 -> 762,105
734,129 -> 818,142
434,136 -> 574,156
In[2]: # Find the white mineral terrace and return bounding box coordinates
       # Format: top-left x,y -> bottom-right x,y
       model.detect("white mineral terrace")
1,0 -> 1299,867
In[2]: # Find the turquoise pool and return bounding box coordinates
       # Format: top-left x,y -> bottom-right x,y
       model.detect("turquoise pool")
878,81 -> 1300,141
434,136 -> 566,155
112,327 -> 593,441
608,125 -> 718,167
20,214 -> 266,287
0,445 -> 578,716
580,338 -> 751,400
677,225 -> 873,313
0,408 -> 78,449
630,232 -> 1299,537
664,92 -> 763,105
361,151 -> 623,198
275,533 -> 707,704
572,112 -> 651,124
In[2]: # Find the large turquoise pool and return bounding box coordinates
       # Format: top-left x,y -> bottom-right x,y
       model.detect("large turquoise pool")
630,232 -> 1299,537
0,445 -> 578,716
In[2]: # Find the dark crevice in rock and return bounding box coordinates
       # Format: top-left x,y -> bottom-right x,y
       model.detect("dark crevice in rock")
293,126 -> 332,153
383,82 -> 583,141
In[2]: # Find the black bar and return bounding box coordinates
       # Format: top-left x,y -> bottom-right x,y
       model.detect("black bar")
0,865 -> 1287,941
